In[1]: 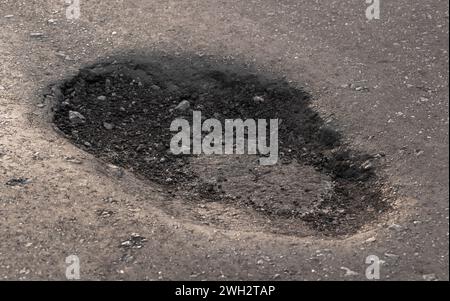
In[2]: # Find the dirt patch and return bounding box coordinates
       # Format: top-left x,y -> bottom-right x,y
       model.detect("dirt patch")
50,57 -> 389,236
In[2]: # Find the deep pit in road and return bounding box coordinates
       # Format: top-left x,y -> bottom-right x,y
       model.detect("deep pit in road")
50,56 -> 389,236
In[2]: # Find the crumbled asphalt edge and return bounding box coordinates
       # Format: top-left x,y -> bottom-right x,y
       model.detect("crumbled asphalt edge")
48,56 -> 390,235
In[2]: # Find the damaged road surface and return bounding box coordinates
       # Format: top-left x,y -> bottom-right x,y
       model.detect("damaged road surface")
0,0 -> 447,282
52,57 -> 390,236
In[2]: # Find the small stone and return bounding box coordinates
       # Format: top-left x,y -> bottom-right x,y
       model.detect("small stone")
150,84 -> 161,91
414,149 -> 424,157
365,237 -> 376,243
119,233 -> 147,249
361,160 -> 373,170
120,240 -> 132,247
105,79 -> 111,91
107,164 -> 124,178
103,122 -> 114,130
97,209 -> 114,218
175,100 -> 190,111
65,156 -> 82,164
30,32 -> 44,37
0,85 -> 5,90
69,111 -> 86,125
351,84 -> 369,92
47,19 -> 57,24
388,223 -> 403,231
384,253 -> 399,259
97,95 -> 107,101
4,15 -> 14,18
374,152 -> 386,158
253,96 -> 265,103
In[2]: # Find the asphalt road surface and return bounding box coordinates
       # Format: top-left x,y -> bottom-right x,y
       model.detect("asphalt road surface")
0,0 -> 448,280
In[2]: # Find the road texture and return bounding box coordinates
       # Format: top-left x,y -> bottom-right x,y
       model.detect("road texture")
0,0 -> 448,280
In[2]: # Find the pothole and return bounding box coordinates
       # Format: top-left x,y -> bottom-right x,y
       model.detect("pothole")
50,56 -> 389,236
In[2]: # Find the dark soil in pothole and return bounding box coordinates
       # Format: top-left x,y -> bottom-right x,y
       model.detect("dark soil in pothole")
51,57 -> 389,235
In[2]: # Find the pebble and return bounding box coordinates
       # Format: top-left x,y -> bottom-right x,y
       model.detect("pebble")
68,111 -> 86,125
119,233 -> 147,249
365,237 -> 377,243
65,156 -> 82,164
30,32 -> 44,37
4,15 -> 14,18
388,223 -> 404,231
107,164 -> 124,178
97,95 -> 107,101
361,160 -> 373,170
414,149 -> 424,157
253,96 -> 265,103
350,84 -> 369,92
55,51 -> 66,58
105,79 -> 111,91
384,253 -> 399,259
175,100 -> 190,111
103,122 -> 114,130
